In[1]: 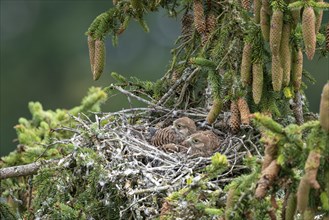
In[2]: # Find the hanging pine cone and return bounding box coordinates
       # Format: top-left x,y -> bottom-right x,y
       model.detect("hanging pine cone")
229,100 -> 240,133
206,12 -> 217,33
88,35 -> 96,74
315,0 -> 323,33
261,0 -> 271,15
206,98 -> 222,124
271,55 -> 283,91
237,97 -> 250,125
254,0 -> 262,24
93,39 -> 106,81
242,0 -> 251,10
270,9 -> 283,56
193,0 -> 206,35
291,48 -> 303,91
260,6 -> 270,41
241,43 -> 252,87
320,82 -> 329,133
280,23 -> 292,87
291,8 -> 300,28
326,22 -> 329,51
302,6 -> 316,60
181,13 -> 194,41
252,62 -> 263,104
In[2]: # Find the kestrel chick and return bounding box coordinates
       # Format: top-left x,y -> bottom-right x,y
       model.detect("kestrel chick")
150,117 -> 197,147
182,130 -> 221,157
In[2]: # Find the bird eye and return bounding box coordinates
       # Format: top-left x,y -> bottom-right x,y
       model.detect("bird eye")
192,139 -> 199,144
176,124 -> 182,128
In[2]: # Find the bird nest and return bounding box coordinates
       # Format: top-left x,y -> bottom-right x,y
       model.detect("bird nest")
48,105 -> 262,219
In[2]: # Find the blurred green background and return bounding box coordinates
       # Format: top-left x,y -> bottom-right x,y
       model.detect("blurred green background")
0,1 -> 328,156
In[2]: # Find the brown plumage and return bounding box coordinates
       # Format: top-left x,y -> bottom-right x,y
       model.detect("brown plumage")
150,117 -> 197,147
182,130 -> 221,157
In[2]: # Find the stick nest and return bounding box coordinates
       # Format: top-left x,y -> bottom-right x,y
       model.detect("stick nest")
50,106 -> 262,219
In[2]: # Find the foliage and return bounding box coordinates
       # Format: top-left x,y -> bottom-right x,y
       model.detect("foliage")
0,87 -> 107,215
1,0 -> 329,219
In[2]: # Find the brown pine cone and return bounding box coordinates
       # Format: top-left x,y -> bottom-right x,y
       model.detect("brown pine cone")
260,6 -> 270,41
326,22 -> 329,51
181,13 -> 194,41
280,23 -> 292,87
93,39 -> 106,81
291,48 -> 303,91
252,62 -> 263,104
237,97 -> 251,125
254,0 -> 262,24
87,35 -> 95,74
229,100 -> 241,133
193,0 -> 206,34
271,55 -> 283,91
242,0 -> 251,10
302,6 -> 316,60
241,43 -> 252,87
315,0 -> 323,33
270,9 -> 283,56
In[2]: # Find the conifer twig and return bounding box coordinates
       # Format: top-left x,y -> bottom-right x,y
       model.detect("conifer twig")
156,67 -> 199,106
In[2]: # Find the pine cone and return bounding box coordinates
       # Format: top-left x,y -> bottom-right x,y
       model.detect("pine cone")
241,0 -> 251,10
193,0 -> 206,34
320,82 -> 329,133
302,6 -> 316,60
206,98 -> 222,124
87,35 -> 95,74
206,12 -> 217,33
285,193 -> 297,220
253,0 -> 262,24
270,9 -> 283,56
315,0 -> 323,33
260,6 -> 270,41
241,43 -> 252,87
93,39 -> 106,81
237,97 -> 250,125
291,8 -> 300,28
252,62 -> 263,104
296,176 -> 310,214
291,48 -> 303,91
280,23 -> 292,87
261,0 -> 271,15
181,13 -> 194,41
326,22 -> 329,51
271,55 -> 283,91
229,100 -> 240,133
